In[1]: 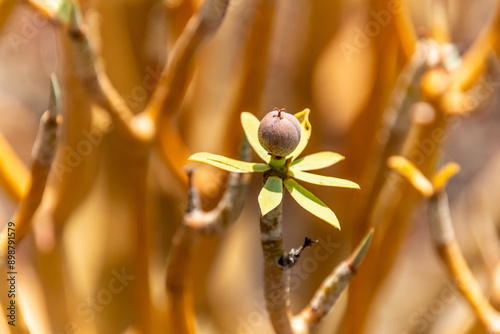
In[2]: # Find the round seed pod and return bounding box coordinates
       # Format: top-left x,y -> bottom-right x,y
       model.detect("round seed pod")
258,110 -> 301,157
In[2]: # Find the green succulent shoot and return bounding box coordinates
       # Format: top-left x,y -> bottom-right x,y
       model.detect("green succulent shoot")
188,108 -> 359,229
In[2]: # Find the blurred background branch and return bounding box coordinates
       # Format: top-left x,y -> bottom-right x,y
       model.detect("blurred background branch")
167,141 -> 251,333
0,75 -> 60,258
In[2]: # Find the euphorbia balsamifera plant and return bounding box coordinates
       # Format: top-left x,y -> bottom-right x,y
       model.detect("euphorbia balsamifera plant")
189,108 -> 359,229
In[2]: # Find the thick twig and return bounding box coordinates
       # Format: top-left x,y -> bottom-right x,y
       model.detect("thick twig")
166,223 -> 198,334
62,14 -> 157,328
29,0 -> 232,189
146,0 -> 231,121
429,191 -> 500,333
0,76 -> 60,333
184,172 -> 251,234
65,2 -> 145,140
345,91 -> 449,333
166,143 -> 251,333
358,41 -> 431,206
292,228 -> 374,333
165,169 -> 203,334
185,138 -> 252,233
150,0 -> 232,186
25,1 -> 156,142
346,27 -> 488,332
231,0 -> 277,115
385,158 -> 500,333
450,1 -> 500,91
260,201 -> 295,334
166,174 -> 250,332
0,76 -> 61,259
259,201 -> 374,334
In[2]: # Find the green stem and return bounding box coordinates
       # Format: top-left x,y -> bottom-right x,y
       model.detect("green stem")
269,156 -> 287,169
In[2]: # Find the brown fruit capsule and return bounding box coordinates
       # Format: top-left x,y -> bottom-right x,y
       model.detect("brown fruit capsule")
258,109 -> 301,157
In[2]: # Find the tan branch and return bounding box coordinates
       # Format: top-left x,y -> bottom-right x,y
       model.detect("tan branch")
293,228 -> 374,333
431,0 -> 450,45
65,2 -> 148,140
360,41 -> 431,197
260,201 -> 295,334
0,76 -> 61,258
166,223 -> 198,334
0,132 -> 28,203
259,197 -> 374,334
166,142 -> 251,333
156,125 -> 191,186
146,0 -> 231,123
0,77 -> 61,332
429,191 -> 500,333
393,0 -> 418,60
450,1 -> 500,91
344,95 -> 449,333
145,0 -> 232,186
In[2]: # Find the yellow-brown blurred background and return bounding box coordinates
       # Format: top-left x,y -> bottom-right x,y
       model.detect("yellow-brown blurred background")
1,0 -> 500,333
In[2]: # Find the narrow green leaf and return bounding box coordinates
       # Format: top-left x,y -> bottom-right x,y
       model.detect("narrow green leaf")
290,152 -> 345,172
288,108 -> 312,161
284,179 -> 340,229
258,176 -> 283,215
290,170 -> 360,189
240,112 -> 270,163
189,152 -> 269,173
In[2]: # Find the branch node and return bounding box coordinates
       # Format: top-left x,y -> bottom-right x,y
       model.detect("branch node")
278,237 -> 318,269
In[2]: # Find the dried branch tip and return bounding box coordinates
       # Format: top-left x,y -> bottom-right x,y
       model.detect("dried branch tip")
388,156 -> 461,197
387,156 -> 434,197
279,237 -> 318,268
347,228 -> 374,271
431,162 -> 460,194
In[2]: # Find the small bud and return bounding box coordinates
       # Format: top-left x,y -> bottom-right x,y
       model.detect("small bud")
258,108 -> 301,157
